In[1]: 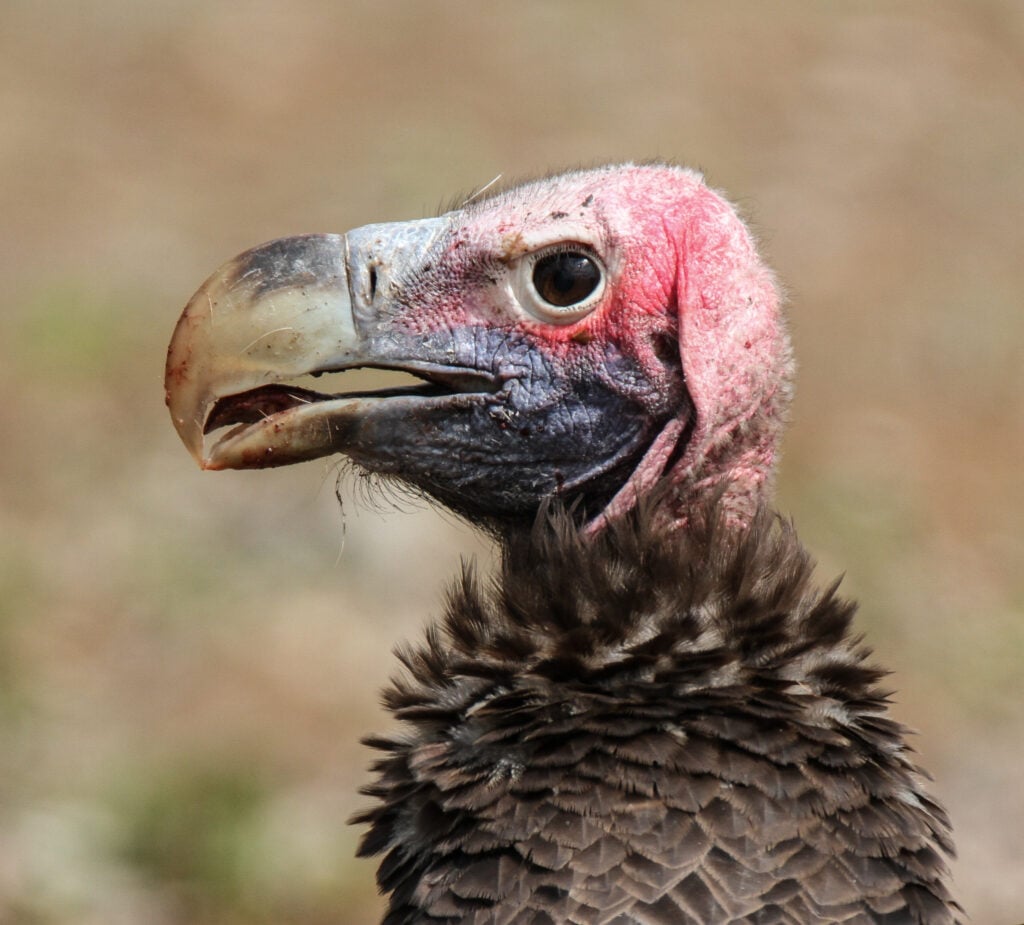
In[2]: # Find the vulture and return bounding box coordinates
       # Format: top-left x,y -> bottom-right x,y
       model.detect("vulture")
165,164 -> 960,923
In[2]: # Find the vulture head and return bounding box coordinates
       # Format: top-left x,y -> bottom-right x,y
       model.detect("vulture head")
166,164 -> 791,529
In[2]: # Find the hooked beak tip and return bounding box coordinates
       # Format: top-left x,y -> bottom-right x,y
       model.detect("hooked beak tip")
164,233 -> 354,470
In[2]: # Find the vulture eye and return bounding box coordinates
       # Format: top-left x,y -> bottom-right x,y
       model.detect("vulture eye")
517,245 -> 606,324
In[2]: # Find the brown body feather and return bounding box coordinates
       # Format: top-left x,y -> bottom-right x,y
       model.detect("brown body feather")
355,499 -> 959,924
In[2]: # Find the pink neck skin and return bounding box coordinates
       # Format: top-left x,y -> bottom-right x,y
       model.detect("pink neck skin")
583,167 -> 793,533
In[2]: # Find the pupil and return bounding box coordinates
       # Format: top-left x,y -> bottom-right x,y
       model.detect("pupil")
534,252 -> 600,307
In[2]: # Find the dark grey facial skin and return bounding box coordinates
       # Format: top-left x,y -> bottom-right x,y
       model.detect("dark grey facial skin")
333,325 -> 686,524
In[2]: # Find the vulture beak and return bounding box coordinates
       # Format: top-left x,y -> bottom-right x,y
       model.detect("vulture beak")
166,234 -> 354,469
165,222 -> 471,471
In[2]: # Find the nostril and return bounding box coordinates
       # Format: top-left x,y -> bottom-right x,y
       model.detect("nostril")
368,265 -> 378,301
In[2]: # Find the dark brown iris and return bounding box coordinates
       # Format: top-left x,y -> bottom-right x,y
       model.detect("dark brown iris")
532,251 -> 601,307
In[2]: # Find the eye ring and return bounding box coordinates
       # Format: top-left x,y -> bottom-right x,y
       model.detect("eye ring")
515,244 -> 606,324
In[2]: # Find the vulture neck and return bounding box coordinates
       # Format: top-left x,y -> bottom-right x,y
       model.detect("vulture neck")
355,494 -> 959,924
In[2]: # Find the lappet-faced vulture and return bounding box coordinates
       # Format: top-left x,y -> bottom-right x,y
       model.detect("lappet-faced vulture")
166,164 -> 960,924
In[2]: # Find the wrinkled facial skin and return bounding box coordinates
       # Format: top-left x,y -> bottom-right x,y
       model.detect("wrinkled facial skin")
341,324 -> 685,522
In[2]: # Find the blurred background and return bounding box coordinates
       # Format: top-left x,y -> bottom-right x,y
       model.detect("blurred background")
1,2 -> 1021,922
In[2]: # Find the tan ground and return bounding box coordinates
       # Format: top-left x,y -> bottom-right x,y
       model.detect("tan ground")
1,2 -> 1022,922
